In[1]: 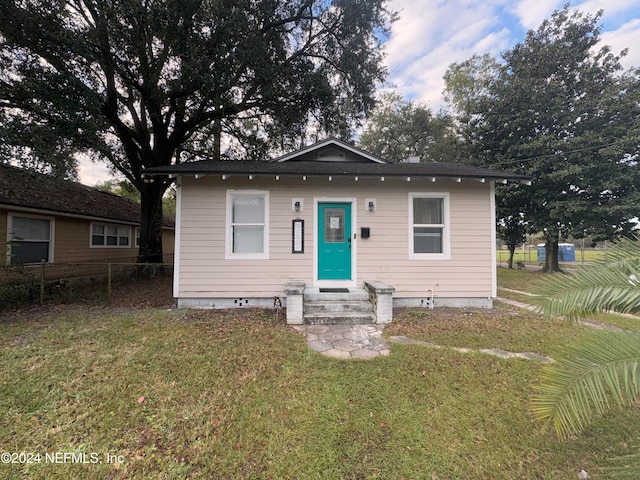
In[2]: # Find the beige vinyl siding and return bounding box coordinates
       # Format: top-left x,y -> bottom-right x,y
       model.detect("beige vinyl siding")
355,182 -> 493,298
177,176 -> 495,300
178,177 -> 313,296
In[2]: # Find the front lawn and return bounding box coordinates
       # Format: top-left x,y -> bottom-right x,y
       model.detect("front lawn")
1,305 -> 639,479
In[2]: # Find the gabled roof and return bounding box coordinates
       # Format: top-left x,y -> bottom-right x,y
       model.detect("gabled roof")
144,138 -> 530,182
272,138 -> 387,164
0,163 -> 175,228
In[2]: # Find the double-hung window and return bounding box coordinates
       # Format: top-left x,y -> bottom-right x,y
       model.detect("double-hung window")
226,190 -> 269,259
8,214 -> 53,264
91,223 -> 131,247
409,193 -> 450,259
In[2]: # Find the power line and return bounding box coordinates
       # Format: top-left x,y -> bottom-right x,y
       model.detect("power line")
488,140 -> 622,167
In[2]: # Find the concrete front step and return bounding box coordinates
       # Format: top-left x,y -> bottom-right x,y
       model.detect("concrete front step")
304,300 -> 374,314
303,288 -> 369,303
286,281 -> 395,325
303,311 -> 376,325
303,288 -> 375,324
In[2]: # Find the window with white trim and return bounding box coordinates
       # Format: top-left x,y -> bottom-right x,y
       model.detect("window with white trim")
91,223 -> 131,247
8,214 -> 53,264
226,190 -> 269,259
409,193 -> 450,259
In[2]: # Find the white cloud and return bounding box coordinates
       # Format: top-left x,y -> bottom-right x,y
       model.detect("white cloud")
576,0 -> 639,18
512,0 -> 562,30
385,0 -> 514,107
600,18 -> 640,70
384,2 -> 440,68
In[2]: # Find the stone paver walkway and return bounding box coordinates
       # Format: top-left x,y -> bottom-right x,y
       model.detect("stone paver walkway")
294,323 -> 553,362
294,292 -> 637,361
292,324 -> 390,359
388,335 -> 554,363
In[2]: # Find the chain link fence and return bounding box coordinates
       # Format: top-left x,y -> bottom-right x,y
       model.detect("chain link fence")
1,257 -> 174,312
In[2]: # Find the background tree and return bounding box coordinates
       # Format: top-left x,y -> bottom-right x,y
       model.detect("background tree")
0,0 -> 394,262
95,178 -> 176,218
446,7 -> 640,271
497,215 -> 527,269
358,92 -> 461,163
443,53 -> 500,151
95,179 -> 141,203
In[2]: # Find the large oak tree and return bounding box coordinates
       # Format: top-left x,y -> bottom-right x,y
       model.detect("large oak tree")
0,0 -> 394,262
446,7 -> 640,271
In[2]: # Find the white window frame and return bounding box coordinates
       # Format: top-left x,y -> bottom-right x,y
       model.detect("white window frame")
6,213 -> 55,264
408,192 -> 450,260
135,227 -> 141,247
90,222 -> 132,248
225,190 -> 269,260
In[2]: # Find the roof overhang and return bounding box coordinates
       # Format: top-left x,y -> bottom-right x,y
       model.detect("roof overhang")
143,138 -> 531,184
143,161 -> 531,184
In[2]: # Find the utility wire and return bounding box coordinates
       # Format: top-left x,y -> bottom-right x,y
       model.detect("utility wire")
488,140 -> 623,167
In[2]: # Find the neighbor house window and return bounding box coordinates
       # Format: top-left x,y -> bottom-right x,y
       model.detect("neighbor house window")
409,193 -> 450,259
226,190 -> 269,259
91,223 -> 131,247
8,214 -> 53,264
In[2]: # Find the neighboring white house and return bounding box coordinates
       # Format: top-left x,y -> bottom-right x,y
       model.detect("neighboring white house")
144,138 -> 529,321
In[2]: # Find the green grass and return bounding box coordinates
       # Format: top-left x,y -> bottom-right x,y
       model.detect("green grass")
389,307 -> 599,359
497,266 -> 640,332
2,306 -> 640,479
497,267 -> 545,293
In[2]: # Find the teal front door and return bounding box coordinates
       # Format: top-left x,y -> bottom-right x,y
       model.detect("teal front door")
318,203 -> 352,280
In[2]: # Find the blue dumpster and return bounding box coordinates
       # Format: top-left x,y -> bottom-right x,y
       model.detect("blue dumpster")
537,243 -> 575,262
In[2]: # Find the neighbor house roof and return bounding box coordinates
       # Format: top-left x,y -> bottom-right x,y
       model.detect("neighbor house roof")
143,138 -> 530,183
0,163 -> 175,228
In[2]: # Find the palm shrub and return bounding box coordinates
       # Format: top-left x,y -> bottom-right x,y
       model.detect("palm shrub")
532,237 -> 640,477
535,237 -> 640,321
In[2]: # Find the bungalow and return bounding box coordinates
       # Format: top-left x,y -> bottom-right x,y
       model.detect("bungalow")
1,164 -> 175,265
143,138 -> 529,324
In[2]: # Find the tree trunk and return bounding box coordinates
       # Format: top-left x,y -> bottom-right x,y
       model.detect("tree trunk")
507,246 -> 516,269
543,235 -> 561,272
138,181 -> 165,264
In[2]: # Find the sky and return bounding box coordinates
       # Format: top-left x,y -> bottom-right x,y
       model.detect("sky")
77,0 -> 640,186
383,0 -> 640,109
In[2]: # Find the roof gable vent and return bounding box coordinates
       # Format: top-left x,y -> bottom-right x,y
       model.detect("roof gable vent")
317,147 -> 347,162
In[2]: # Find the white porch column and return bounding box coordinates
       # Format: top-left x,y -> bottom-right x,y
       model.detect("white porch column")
285,280 -> 305,325
364,280 -> 395,324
